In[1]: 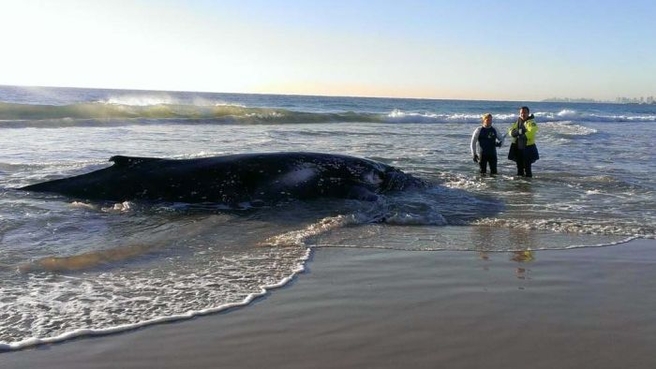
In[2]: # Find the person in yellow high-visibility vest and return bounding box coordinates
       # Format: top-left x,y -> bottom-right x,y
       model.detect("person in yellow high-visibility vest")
508,106 -> 539,177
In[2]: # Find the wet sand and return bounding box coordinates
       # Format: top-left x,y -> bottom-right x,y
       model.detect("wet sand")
3,239 -> 656,369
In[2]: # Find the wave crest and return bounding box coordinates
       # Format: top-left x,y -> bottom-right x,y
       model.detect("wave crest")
2,101 -> 655,128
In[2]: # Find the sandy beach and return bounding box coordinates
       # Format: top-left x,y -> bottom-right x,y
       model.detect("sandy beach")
3,238 -> 656,369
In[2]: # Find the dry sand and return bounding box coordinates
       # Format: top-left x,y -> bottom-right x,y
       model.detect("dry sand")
3,239 -> 656,369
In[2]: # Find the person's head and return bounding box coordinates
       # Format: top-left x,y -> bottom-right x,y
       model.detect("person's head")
519,106 -> 530,121
482,113 -> 492,127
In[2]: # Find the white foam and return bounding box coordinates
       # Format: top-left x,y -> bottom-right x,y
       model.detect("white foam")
260,214 -> 357,247
543,121 -> 597,136
102,95 -> 176,107
474,217 -> 652,237
0,247 -> 313,352
70,201 -> 97,210
382,211 -> 447,225
556,109 -> 579,118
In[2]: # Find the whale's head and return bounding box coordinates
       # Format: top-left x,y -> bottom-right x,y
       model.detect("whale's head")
380,167 -> 427,192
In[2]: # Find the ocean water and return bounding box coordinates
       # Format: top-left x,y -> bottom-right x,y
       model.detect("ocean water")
1,85 -> 655,350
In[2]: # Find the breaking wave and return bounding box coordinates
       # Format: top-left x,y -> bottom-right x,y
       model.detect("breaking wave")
0,101 -> 380,127
2,102 -> 655,128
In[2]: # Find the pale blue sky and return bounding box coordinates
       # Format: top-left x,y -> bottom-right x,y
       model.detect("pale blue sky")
1,0 -> 654,100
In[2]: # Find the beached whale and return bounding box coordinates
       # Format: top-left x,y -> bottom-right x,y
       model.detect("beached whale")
20,152 -> 426,205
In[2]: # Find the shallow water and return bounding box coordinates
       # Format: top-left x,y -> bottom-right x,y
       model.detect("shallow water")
1,86 -> 654,349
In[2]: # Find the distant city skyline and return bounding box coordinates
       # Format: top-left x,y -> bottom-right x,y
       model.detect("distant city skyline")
544,96 -> 655,104
1,1 -> 655,101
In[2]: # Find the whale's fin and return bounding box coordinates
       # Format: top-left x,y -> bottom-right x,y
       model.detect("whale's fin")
109,156 -> 163,167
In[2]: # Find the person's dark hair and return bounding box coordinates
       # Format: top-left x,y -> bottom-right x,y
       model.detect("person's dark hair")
520,106 -> 530,113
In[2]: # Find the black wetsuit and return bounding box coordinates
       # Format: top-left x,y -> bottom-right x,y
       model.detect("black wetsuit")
472,126 -> 501,174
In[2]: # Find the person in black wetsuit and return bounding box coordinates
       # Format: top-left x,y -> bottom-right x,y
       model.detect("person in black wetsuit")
470,113 -> 504,174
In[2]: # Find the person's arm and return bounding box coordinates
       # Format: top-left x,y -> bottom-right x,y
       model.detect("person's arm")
524,119 -> 539,142
508,122 -> 518,138
471,127 -> 481,160
494,127 -> 504,147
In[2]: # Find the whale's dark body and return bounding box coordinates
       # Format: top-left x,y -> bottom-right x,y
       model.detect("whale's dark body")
20,152 -> 426,205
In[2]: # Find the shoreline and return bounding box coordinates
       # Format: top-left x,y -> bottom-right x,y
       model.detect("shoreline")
3,239 -> 656,369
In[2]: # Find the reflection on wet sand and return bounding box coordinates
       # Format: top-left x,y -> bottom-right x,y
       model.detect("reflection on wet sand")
472,225 -> 536,278
477,249 -> 535,279
474,224 -> 536,281
511,249 -> 534,262
18,243 -> 156,273
512,250 -> 534,280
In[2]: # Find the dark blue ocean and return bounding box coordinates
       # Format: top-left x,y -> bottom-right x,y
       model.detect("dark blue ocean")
1,85 -> 655,350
